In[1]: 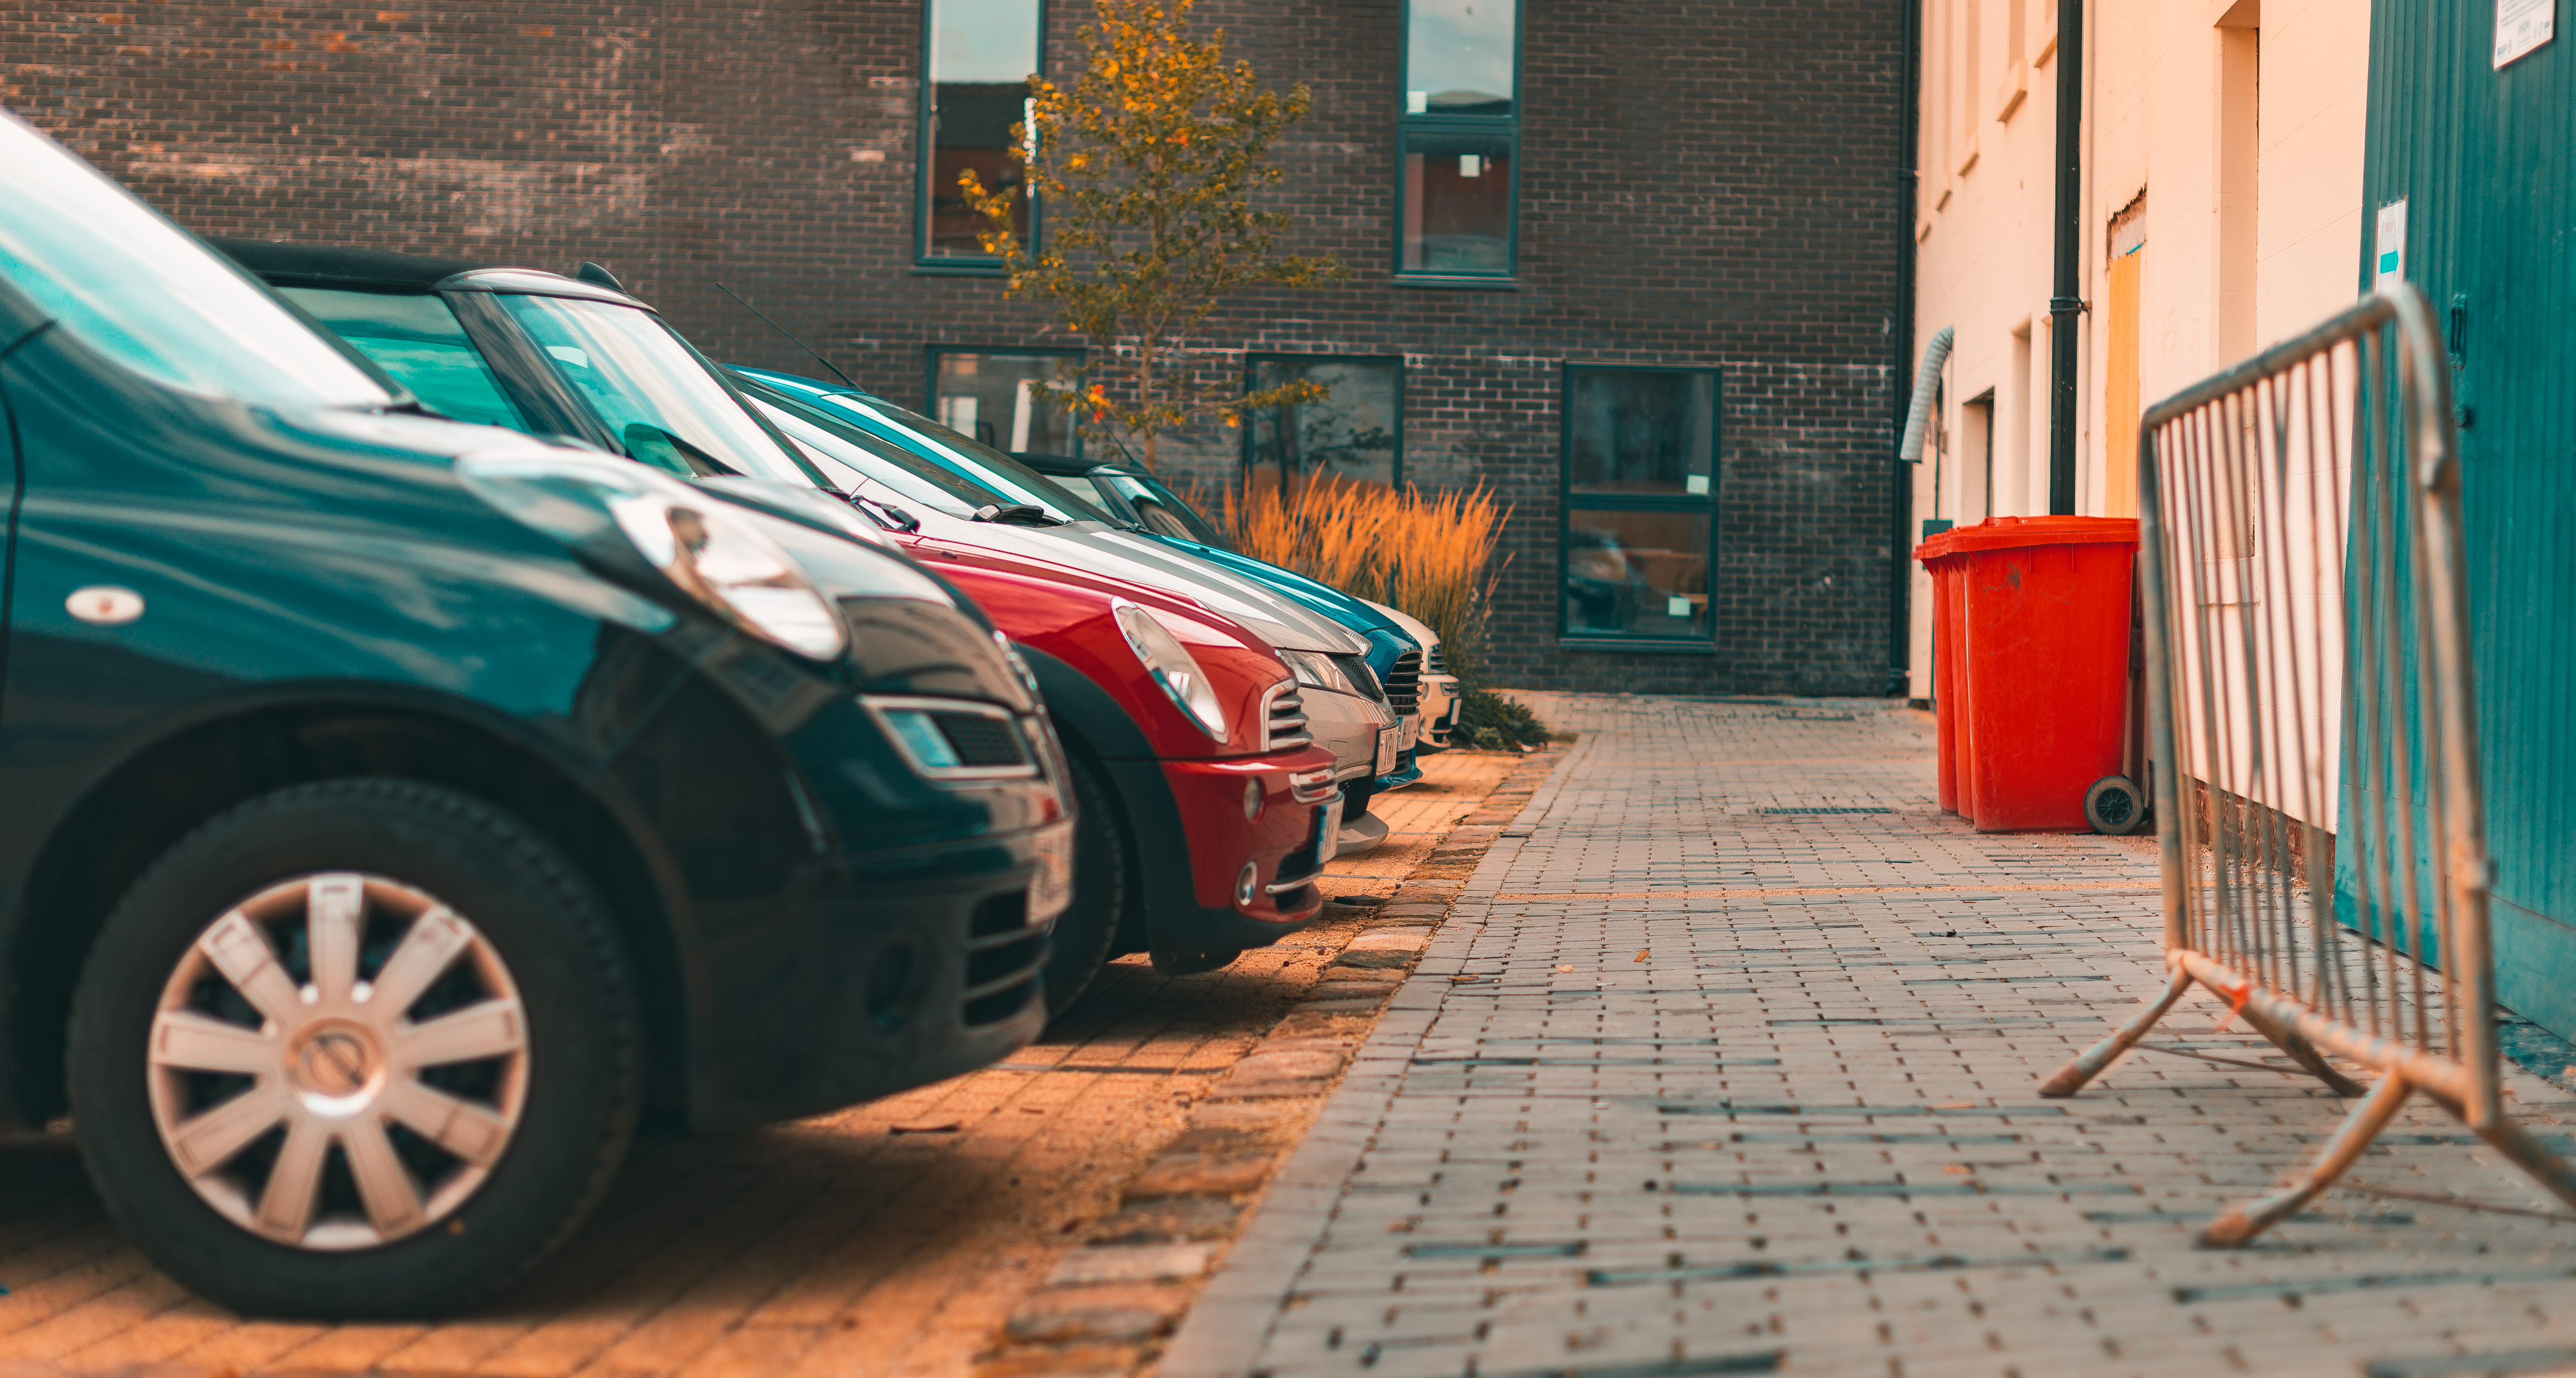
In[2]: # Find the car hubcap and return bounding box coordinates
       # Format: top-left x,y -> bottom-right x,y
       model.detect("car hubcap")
145,873 -> 530,1251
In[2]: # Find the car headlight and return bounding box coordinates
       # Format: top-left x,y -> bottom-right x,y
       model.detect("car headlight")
1278,648 -> 1362,698
1112,601 -> 1227,740
459,449 -> 849,661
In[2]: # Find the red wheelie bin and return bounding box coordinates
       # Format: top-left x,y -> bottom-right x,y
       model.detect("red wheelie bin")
1916,516 -> 2141,833
1912,526 -> 1970,815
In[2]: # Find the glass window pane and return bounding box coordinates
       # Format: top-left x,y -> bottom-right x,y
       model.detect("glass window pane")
1401,134 -> 1512,275
0,117 -> 391,410
1405,0 -> 1515,115
1566,369 -> 1717,496
494,294 -> 815,485
1246,358 -> 1400,490
1563,510 -> 1711,639
845,393 -> 1115,522
924,0 -> 1040,258
281,287 -> 529,431
1104,473 -> 1230,546
932,350 -> 1078,454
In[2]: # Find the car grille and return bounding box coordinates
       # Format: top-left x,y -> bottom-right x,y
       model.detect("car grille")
931,712 -> 1026,768
1382,648 -> 1423,717
1262,680 -> 1311,751
1426,642 -> 1447,674
862,696 -> 1039,780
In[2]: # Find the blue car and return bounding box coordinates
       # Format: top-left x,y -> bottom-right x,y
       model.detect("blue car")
730,367 -> 1432,828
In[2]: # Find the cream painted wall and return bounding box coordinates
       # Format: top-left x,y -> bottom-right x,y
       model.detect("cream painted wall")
1903,0 -> 2371,702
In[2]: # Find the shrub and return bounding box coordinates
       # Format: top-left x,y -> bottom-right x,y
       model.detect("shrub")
1211,478 -> 1510,684
1455,687 -> 1552,752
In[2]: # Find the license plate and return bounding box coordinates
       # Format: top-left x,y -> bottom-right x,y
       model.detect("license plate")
1318,791 -> 1346,861
1374,725 -> 1399,775
1028,821 -> 1075,925
1397,714 -> 1420,752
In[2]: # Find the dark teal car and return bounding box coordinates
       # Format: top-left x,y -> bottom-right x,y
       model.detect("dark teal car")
0,116 -> 1071,1317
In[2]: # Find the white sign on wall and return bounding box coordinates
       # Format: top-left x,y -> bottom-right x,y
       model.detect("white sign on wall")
2375,200 -> 2408,288
2497,0 -> 2554,68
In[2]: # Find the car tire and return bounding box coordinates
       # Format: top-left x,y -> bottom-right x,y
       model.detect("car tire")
1040,753 -> 1124,1022
66,779 -> 643,1319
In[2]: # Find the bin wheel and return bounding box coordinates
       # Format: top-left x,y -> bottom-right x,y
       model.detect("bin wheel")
2084,775 -> 2148,836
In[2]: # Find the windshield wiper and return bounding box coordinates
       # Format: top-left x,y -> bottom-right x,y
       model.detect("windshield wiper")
849,493 -> 920,532
972,503 -> 1063,527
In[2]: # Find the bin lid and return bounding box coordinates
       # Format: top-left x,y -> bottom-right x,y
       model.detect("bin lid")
1941,515 -> 2138,555
1911,527 -> 1958,563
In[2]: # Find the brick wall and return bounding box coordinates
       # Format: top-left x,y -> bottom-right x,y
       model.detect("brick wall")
3,0 -> 1911,696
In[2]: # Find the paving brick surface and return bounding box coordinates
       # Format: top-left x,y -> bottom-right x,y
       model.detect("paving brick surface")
1167,693 -> 2576,1378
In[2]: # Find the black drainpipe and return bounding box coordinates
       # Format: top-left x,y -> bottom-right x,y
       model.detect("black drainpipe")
1888,0 -> 1922,694
2046,0 -> 2084,514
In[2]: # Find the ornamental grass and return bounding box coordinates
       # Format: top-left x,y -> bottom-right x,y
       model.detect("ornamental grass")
1205,477 -> 1511,685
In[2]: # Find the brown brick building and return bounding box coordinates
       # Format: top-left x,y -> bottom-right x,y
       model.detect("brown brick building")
4,0 -> 1914,695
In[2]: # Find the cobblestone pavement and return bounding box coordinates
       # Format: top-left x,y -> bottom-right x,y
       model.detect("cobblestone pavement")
0,753 -> 1531,1378
1167,693 -> 2576,1378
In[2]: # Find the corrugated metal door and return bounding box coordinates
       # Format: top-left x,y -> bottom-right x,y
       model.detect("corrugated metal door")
2360,0 -> 2576,1036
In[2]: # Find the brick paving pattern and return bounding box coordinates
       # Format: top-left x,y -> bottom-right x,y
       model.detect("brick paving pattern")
0,754 -> 1530,1378
1168,693 -> 2576,1378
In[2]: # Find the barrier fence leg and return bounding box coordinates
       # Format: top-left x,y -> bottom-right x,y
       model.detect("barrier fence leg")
2200,1072 -> 2413,1247
2467,1119 -> 2576,1214
2040,964 -> 2196,1098
2229,1001 -> 2371,1097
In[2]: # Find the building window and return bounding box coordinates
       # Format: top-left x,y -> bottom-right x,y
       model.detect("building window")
1559,365 -> 1720,643
928,347 -> 1082,454
1397,0 -> 1518,281
919,0 -> 1042,267
1242,356 -> 1402,494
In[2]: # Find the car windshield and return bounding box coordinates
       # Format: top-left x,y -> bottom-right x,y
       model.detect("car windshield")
0,116 -> 394,410
745,391 -> 1015,518
280,287 -> 528,430
494,293 -> 820,487
1100,471 -> 1230,548
839,395 -> 1116,522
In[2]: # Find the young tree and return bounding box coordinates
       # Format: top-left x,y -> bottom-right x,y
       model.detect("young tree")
960,0 -> 1347,469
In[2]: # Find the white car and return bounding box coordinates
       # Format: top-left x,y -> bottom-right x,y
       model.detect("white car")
1367,601 -> 1463,756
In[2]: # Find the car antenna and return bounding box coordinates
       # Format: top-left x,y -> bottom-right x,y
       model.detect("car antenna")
714,280 -> 858,390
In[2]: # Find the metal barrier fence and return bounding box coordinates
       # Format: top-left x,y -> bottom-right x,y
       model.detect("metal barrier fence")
2038,284 -> 2576,1245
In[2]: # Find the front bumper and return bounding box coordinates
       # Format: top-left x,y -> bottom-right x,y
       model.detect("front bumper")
1302,686 -> 1397,785
684,822 -> 1064,1130
1102,744 -> 1339,971
1418,673 -> 1462,750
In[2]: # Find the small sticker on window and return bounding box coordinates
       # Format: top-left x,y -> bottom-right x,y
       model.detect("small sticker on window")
1685,474 -> 1709,495
1407,90 -> 1429,113
1666,596 -> 1694,618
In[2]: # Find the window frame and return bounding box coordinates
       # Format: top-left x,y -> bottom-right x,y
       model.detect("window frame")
1555,362 -> 1724,651
1392,0 -> 1524,286
1239,352 -> 1407,493
914,0 -> 1048,274
923,343 -> 1086,456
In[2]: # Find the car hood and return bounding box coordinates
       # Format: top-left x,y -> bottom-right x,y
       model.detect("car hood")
894,510 -> 1364,656
1124,532 -> 1404,641
1365,600 -> 1441,656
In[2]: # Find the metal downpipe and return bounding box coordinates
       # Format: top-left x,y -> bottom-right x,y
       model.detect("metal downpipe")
2046,0 -> 2085,514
